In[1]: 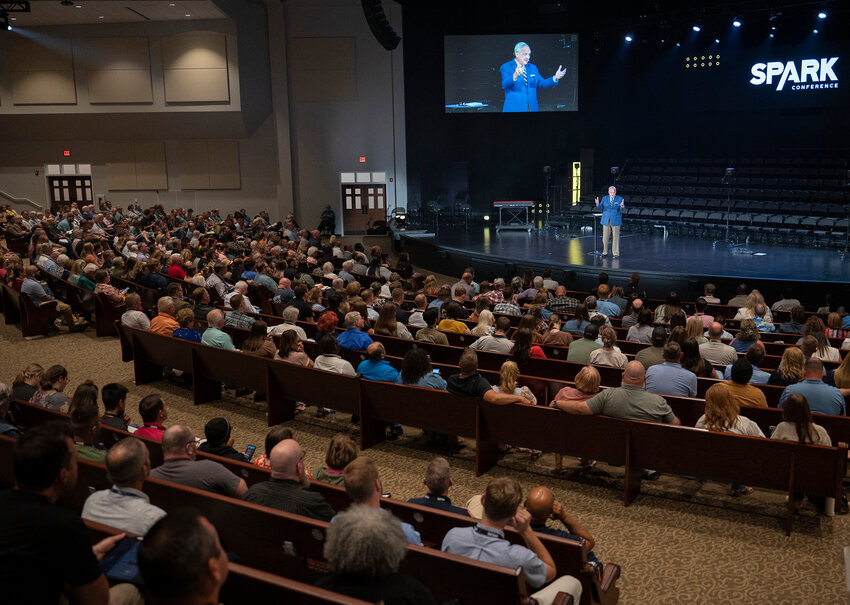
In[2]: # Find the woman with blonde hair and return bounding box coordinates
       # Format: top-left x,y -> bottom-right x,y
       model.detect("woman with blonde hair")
685,316 -> 708,345
696,383 -> 764,496
829,350 -> 850,388
588,327 -> 627,368
11,363 -> 43,401
470,309 -> 495,337
467,297 -> 490,324
734,289 -> 773,322
492,360 -> 536,404
68,258 -> 87,285
798,316 -> 840,361
422,274 -> 439,297
769,347 -> 805,387
825,312 -> 847,340
374,303 -> 413,339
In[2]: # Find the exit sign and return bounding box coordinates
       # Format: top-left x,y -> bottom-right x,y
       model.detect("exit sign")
63,150 -> 71,157
359,156 -> 366,163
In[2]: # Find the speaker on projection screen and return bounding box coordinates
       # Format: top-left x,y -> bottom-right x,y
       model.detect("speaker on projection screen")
361,0 -> 401,50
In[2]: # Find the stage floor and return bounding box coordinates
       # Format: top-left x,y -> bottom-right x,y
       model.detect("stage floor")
421,226 -> 850,283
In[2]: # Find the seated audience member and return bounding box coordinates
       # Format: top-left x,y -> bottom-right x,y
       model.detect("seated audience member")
241,320 -> 277,357
734,291 -> 774,323
316,505 -> 436,605
31,364 -> 71,411
723,343 -> 770,384
595,284 -> 620,317
471,308 -> 496,337
828,351 -> 850,388
585,296 -> 612,327
82,438 -> 166,534
337,310 -> 375,350
442,476 -> 582,605
447,348 -> 528,405
243,438 -> 334,520
771,393 -> 832,445
20,264 -> 85,330
315,433 -> 359,485
201,309 -> 237,350
77,263 -> 98,291
800,317 -> 841,362
693,297 -> 714,329
492,360 -> 536,404
696,383 -> 764,496
273,277 -> 295,304
634,326 -> 668,370
314,334 -> 357,376
138,509 -> 229,605
315,308 -> 340,340
342,457 -> 422,545
223,293 -> 255,330
588,327 -> 628,368
198,417 -> 247,461
727,283 -> 750,307
149,297 -> 179,336
0,383 -> 21,438
619,297 -> 644,329
654,291 -> 683,324
547,286 -> 579,315
769,347 -> 805,387
751,304 -> 776,333
562,303 -> 591,336
685,316 -> 708,344
408,457 -> 469,516
398,347 -> 447,390
224,280 -> 253,311
469,315 -> 514,353
723,359 -> 767,408
135,393 -> 168,440
267,305 -> 308,339
525,486 -> 600,568
172,307 -> 202,342
438,301 -> 472,334
192,286 -> 216,321
286,284 -> 316,323
645,342 -> 698,397
93,269 -> 124,305
275,330 -> 314,367
699,322 -> 739,366
511,327 -> 546,363
71,401 -> 106,462
699,282 -> 719,304
407,294 -> 429,328
772,287 -> 801,312
626,308 -> 655,343
730,319 -> 762,353
680,338 -> 715,378
150,425 -> 247,497
493,286 -> 522,316
557,361 -> 680,424
541,314 -> 572,346
374,302 -> 413,339
778,358 -> 846,416
11,363 -> 42,402
550,366 -> 603,471
101,382 -> 130,430
253,424 -> 294,469
825,313 -> 847,340
357,342 -> 399,382
567,324 -> 602,363
1,422 -> 132,605
166,282 -> 191,313
779,305 -> 807,335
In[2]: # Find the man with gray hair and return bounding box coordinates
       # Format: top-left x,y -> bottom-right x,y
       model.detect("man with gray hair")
483,277 -> 505,306
201,309 -> 236,350
150,425 -> 247,497
82,438 -> 166,535
408,457 -> 469,516
149,297 -> 178,336
316,505 -> 436,602
121,293 -> 150,330
337,310 -> 373,350
224,280 -> 254,311
267,305 -> 308,339
407,293 -> 429,328
584,296 -> 611,327
338,260 -> 356,283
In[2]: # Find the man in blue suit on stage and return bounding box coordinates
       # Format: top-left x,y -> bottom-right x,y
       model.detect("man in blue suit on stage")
595,186 -> 625,258
500,42 -> 566,112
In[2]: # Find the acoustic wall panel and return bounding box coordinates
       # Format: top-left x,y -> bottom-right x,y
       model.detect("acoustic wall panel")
177,141 -> 211,189
208,141 -> 240,189
290,37 -> 356,102
176,140 -> 240,190
85,37 -> 153,104
105,141 -> 137,190
9,39 -> 76,105
162,34 -> 229,103
105,141 -> 167,190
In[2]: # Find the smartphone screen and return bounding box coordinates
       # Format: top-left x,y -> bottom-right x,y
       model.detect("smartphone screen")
244,444 -> 256,461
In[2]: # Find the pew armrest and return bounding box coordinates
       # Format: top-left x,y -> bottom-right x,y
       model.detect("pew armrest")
551,592 -> 574,605
601,563 -> 621,592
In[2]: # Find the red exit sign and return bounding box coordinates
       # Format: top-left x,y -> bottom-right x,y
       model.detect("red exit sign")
63,150 -> 71,157
359,156 -> 366,163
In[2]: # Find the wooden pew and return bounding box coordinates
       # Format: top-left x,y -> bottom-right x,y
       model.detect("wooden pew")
1,282 -> 59,338
93,292 -> 126,338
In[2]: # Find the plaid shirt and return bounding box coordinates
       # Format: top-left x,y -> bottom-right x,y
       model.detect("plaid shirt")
224,310 -> 255,330
547,295 -> 579,314
493,301 -> 522,316
482,290 -> 504,306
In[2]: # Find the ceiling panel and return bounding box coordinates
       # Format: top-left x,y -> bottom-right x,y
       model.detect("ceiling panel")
7,1 -> 227,27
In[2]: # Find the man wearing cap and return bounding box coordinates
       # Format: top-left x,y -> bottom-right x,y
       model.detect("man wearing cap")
198,417 -> 248,462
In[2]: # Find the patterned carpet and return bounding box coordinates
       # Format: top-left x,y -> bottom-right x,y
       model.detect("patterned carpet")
1,319 -> 847,604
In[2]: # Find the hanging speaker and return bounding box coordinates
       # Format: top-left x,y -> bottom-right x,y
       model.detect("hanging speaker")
361,0 -> 401,51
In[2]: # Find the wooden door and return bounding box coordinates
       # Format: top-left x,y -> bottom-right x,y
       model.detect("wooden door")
48,176 -> 92,212
341,184 -> 386,234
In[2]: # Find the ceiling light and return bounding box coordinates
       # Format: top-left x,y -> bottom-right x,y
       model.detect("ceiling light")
624,35 -> 633,42
818,11 -> 827,19
732,18 -> 741,28
813,29 -> 819,34
169,2 -> 176,5
185,13 -> 191,17
692,25 -> 701,32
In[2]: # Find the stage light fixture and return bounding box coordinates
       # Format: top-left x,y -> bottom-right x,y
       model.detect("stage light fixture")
484,215 -> 490,221
692,25 -> 701,32
714,38 -> 720,43
813,29 -> 819,34
732,18 -> 741,27
818,11 -> 827,19
769,33 -> 774,38
625,35 -> 633,42
676,42 -> 681,47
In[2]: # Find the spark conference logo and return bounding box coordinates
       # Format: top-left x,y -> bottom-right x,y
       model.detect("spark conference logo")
749,57 -> 838,91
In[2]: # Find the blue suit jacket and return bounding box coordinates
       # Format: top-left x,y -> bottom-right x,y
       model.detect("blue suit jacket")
598,195 -> 624,226
500,60 -> 557,112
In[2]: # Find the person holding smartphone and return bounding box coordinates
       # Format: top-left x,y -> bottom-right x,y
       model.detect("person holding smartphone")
198,418 -> 249,462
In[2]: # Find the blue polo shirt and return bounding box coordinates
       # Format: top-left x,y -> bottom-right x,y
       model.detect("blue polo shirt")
723,364 -> 770,384
596,299 -> 621,318
356,359 -> 399,383
337,328 -> 373,351
778,379 -> 846,416
644,362 -> 698,397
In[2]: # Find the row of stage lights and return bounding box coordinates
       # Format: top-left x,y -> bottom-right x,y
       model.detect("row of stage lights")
623,9 -> 829,44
